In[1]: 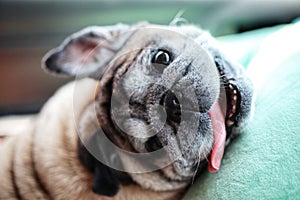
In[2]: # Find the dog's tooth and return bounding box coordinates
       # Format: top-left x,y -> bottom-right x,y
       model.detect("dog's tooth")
226,120 -> 234,126
233,95 -> 237,101
228,113 -> 233,118
229,84 -> 233,90
233,90 -> 237,94
232,105 -> 236,111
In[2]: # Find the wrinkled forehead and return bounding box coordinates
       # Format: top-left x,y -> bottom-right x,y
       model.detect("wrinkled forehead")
124,24 -> 206,56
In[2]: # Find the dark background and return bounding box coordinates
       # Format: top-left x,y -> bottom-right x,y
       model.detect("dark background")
1,0 -> 300,115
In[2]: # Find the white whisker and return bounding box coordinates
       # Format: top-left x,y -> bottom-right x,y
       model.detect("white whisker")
169,10 -> 188,26
191,143 -> 203,184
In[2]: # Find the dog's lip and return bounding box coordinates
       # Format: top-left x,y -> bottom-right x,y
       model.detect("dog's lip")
216,64 -> 241,128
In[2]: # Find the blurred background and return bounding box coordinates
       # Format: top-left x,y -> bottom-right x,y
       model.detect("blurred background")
1,0 -> 300,115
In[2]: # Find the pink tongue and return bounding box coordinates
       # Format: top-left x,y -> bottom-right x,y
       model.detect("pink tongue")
207,102 -> 226,172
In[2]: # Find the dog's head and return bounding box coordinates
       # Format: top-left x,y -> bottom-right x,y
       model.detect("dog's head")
43,22 -> 254,196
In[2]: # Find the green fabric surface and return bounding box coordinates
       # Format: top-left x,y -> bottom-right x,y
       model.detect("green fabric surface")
184,22 -> 300,199
218,25 -> 285,68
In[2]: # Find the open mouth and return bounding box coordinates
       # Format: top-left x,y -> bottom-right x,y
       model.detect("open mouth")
205,64 -> 243,172
218,69 -> 241,131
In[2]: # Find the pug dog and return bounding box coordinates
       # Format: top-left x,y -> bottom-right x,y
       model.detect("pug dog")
0,22 -> 254,200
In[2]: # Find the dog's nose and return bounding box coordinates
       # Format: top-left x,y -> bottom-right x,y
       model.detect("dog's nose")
163,92 -> 181,123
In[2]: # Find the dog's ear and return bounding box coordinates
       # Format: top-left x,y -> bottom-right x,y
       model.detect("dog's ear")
42,23 -> 146,78
78,131 -> 121,197
92,160 -> 119,197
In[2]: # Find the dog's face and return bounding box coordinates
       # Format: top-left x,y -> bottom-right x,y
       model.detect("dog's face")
43,22 -> 254,196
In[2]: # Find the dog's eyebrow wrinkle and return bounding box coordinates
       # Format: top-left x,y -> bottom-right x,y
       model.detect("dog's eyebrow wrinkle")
114,48 -> 145,100
97,59 -> 131,147
181,62 -> 192,77
167,61 -> 192,91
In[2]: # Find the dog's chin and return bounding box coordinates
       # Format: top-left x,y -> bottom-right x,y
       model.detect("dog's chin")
161,165 -> 194,182
162,161 -> 208,181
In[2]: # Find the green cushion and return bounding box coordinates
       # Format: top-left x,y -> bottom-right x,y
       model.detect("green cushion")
184,22 -> 300,199
218,25 -> 284,68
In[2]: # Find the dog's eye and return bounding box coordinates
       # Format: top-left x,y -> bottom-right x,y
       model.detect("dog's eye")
152,50 -> 171,65
151,50 -> 172,73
